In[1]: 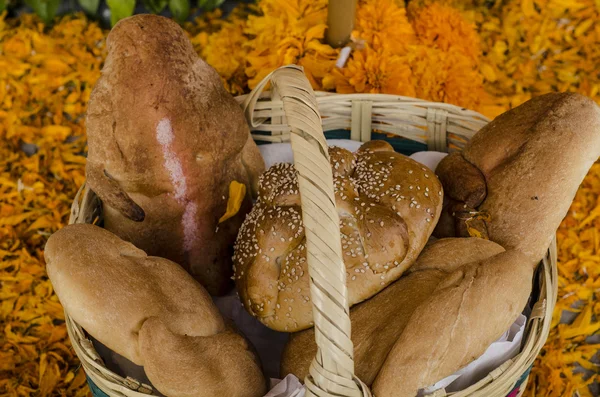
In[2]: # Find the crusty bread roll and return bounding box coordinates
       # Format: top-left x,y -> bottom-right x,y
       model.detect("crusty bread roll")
234,141 -> 443,331
281,269 -> 445,385
435,92 -> 600,265
45,224 -> 266,397
85,14 -> 264,295
281,238 -> 506,386
373,244 -> 532,396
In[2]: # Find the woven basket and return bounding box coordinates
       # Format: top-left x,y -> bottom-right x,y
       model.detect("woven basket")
65,65 -> 558,397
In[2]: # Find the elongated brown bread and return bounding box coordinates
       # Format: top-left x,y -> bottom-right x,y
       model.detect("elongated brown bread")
86,15 -> 264,295
435,93 -> 600,265
45,224 -> 266,397
234,141 -> 443,332
281,238 -> 508,386
372,243 -> 532,397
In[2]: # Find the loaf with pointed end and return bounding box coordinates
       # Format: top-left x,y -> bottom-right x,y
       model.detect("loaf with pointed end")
435,92 -> 600,265
44,224 -> 266,397
281,238 -> 506,386
85,14 -> 265,295
373,243 -> 532,396
234,141 -> 443,332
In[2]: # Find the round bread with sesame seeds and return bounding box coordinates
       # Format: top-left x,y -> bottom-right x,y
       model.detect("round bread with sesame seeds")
233,141 -> 443,332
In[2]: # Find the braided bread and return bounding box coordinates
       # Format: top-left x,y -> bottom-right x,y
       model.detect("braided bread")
233,141 -> 443,332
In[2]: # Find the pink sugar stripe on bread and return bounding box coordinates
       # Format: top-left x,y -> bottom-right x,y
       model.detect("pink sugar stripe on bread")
156,117 -> 199,253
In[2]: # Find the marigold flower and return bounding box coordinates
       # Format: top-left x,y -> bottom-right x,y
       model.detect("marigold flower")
0,12 -> 103,397
326,46 -> 416,96
352,0 -> 417,52
411,3 -> 481,64
244,0 -> 338,90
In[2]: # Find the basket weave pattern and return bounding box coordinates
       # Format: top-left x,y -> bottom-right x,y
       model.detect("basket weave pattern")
66,66 -> 558,397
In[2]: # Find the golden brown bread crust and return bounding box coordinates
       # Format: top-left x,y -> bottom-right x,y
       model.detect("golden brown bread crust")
139,318 -> 267,397
281,269 -> 446,385
280,238 -> 505,386
234,141 -> 443,332
85,15 -> 264,295
45,224 -> 266,397
373,248 -> 532,397
436,92 -> 600,265
435,152 -> 486,208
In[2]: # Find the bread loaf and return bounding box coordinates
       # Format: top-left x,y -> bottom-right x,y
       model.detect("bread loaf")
435,92 -> 600,265
45,224 -> 266,397
373,245 -> 532,396
234,141 -> 443,331
281,238 -> 506,386
85,15 -> 264,295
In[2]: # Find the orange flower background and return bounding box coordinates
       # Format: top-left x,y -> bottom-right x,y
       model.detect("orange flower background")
1,0 -> 599,396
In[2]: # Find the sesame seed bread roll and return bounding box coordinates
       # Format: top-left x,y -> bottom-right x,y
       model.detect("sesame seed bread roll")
435,92 -> 600,266
85,15 -> 264,296
281,237 -> 505,386
45,224 -> 266,397
233,141 -> 443,332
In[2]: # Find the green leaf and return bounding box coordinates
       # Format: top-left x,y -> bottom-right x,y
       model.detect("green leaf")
143,0 -> 167,14
197,0 -> 224,11
169,0 -> 189,23
77,0 -> 100,15
107,0 -> 135,26
25,0 -> 61,24
0,0 -> 6,13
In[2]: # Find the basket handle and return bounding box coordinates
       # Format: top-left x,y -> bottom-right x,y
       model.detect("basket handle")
243,65 -> 371,397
